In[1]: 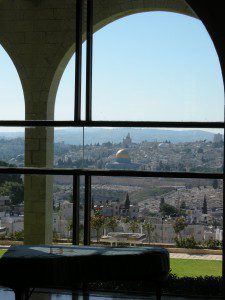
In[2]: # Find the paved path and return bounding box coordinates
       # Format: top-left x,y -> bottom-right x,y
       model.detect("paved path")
170,253 -> 222,260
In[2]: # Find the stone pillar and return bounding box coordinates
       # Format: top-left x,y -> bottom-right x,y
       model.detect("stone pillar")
24,127 -> 54,244
0,0 -> 76,245
31,292 -> 51,300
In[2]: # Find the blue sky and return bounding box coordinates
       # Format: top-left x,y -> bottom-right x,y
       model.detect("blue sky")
0,12 -> 224,129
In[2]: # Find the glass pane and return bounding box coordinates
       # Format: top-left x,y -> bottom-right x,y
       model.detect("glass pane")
0,128 -> 25,166
53,175 -> 84,244
90,176 -> 223,278
83,127 -> 224,173
54,5 -> 86,121
92,12 -> 224,122
53,175 -> 73,243
54,127 -> 84,168
0,172 -> 24,244
54,47 -> 87,121
0,129 -> 24,245
0,45 -> 25,121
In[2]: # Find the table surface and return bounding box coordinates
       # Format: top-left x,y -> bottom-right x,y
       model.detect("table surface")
0,245 -> 170,290
1,245 -> 169,259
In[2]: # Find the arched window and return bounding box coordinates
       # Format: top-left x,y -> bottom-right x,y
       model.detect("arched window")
0,0 -> 223,290
0,45 -> 24,164
0,45 -> 25,121
0,45 -> 25,242
92,12 -> 224,122
53,4 -> 223,280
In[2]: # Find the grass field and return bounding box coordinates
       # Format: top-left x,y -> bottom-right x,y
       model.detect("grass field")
170,258 -> 222,277
0,250 -> 222,278
0,249 -> 6,257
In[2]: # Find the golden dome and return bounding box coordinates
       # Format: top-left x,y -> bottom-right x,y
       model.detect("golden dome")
116,149 -> 130,159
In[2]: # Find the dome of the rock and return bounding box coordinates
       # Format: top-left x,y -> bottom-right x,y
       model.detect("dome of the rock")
115,149 -> 131,163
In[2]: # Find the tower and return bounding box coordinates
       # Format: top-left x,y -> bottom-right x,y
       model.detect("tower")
123,133 -> 132,148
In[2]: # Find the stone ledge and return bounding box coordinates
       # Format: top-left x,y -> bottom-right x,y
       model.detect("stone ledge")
167,247 -> 222,255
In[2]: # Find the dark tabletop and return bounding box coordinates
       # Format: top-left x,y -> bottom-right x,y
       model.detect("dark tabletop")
0,245 -> 170,289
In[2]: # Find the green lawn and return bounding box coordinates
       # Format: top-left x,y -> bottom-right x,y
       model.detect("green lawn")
0,249 -> 6,257
170,258 -> 222,277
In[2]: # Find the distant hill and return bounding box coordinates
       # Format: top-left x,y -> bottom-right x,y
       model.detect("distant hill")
0,128 -> 219,145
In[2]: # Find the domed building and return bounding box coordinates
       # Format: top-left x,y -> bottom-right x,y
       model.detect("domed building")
106,148 -> 141,170
115,149 -> 131,163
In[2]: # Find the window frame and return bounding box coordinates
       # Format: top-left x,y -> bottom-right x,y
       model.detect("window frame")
0,0 -> 224,281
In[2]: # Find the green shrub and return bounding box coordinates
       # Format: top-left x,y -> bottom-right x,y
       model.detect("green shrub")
10,230 -> 24,241
174,236 -> 198,249
0,234 -> 6,240
203,238 -> 222,249
88,274 -> 223,297
53,230 -> 60,242
165,273 -> 223,297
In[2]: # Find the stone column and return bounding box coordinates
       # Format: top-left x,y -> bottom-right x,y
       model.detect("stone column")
24,127 -> 54,244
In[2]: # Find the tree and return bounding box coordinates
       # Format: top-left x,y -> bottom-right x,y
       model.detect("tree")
160,203 -> 178,217
67,220 -> 73,232
9,182 -> 24,205
143,221 -> 154,244
0,181 -> 24,205
128,220 -> 139,233
53,230 -> 60,242
91,211 -> 105,242
159,197 -> 165,211
0,161 -> 22,186
11,230 -> 24,241
173,217 -> 187,239
202,195 -> 208,214
180,200 -> 186,210
212,179 -> 218,189
105,217 -> 118,232
179,200 -> 187,217
124,193 -> 130,210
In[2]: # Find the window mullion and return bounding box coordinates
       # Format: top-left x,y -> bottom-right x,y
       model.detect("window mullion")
72,0 -> 83,245
74,0 -> 83,121
86,0 -> 93,121
0,120 -> 224,129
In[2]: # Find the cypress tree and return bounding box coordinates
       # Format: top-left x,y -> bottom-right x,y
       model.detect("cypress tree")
159,197 -> 165,211
202,195 -> 208,214
125,193 -> 130,210
212,179 -> 218,189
